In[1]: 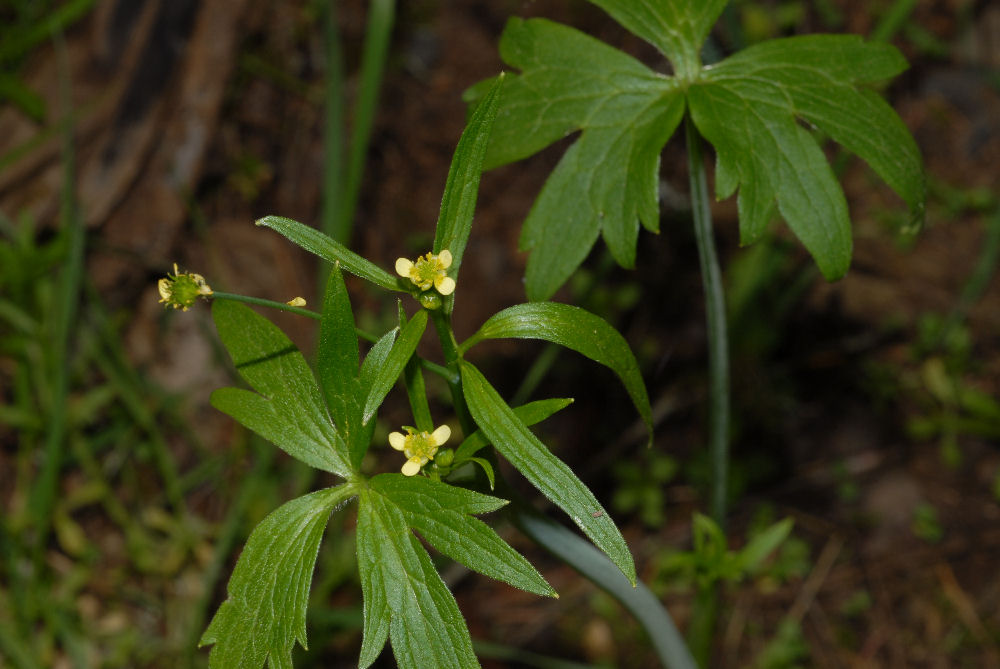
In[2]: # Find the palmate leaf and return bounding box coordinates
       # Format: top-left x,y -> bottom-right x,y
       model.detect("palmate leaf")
371,475 -> 554,597
474,1 -> 924,298
690,34 -> 925,278
200,485 -> 355,669
476,17 -> 684,300
356,477 -> 553,669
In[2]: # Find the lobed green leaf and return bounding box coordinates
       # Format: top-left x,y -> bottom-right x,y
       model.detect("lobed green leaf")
472,18 -> 684,300
690,34 -> 925,278
200,485 -> 354,669
356,490 -> 480,669
473,9 -> 925,293
371,475 -> 554,597
211,300 -> 351,477
461,362 -> 636,584
702,35 -> 925,230
462,302 -> 652,439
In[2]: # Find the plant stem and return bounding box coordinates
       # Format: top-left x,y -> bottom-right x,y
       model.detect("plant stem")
429,309 -> 475,437
686,115 -> 731,668
511,504 -> 698,669
686,116 -> 730,525
212,291 -> 320,319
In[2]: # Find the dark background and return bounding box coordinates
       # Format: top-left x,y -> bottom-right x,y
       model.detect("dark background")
1,0 -> 999,666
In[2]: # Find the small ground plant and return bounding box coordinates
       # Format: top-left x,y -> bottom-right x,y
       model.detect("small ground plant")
167,1 -> 924,667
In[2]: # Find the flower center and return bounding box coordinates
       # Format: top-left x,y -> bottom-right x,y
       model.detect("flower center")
409,254 -> 445,289
404,431 -> 439,461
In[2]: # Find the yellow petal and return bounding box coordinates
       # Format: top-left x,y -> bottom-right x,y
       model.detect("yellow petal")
401,459 -> 422,476
437,249 -> 452,269
431,424 -> 451,446
435,276 -> 456,296
395,258 -> 413,277
388,432 -> 407,451
158,278 -> 171,301
286,297 -> 306,307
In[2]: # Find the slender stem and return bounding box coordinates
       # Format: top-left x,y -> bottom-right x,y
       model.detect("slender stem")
511,504 -> 698,669
429,309 -> 475,437
403,359 -> 434,433
686,115 -> 730,668
212,291 -> 320,319
686,116 -> 730,525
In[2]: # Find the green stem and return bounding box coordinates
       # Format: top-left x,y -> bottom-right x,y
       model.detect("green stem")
686,115 -> 730,668
686,116 -> 730,525
429,309 -> 475,437
212,291 -> 320,319
511,504 -> 698,669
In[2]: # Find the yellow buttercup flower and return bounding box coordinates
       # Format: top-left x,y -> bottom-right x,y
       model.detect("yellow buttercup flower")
158,263 -> 213,311
395,249 -> 455,296
388,424 -> 451,476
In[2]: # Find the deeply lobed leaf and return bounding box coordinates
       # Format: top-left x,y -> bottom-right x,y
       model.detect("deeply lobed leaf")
690,34 -> 925,278
476,18 -> 684,299
201,485 -> 354,669
473,5 -> 925,296
356,490 -> 480,669
371,475 -> 554,597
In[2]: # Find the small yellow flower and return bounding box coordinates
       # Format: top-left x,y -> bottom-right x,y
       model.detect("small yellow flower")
286,297 -> 307,307
158,263 -> 212,311
395,249 -> 455,296
388,425 -> 451,476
